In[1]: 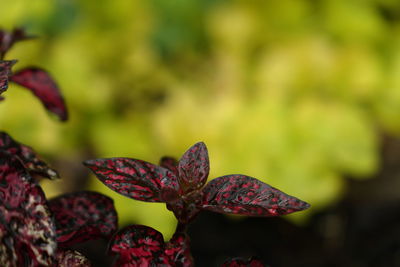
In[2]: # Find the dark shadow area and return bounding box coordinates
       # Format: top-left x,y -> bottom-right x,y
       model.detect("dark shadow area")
187,134 -> 400,267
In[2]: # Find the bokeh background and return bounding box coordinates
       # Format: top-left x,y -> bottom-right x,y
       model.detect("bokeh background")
1,0 -> 400,266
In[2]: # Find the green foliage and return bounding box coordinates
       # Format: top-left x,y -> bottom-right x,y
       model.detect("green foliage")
1,0 -> 399,236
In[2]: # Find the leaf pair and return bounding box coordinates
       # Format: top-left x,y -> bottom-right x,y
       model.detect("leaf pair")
84,142 -> 310,224
0,28 -> 68,121
0,134 -> 118,266
110,224 -> 193,267
109,224 -> 266,267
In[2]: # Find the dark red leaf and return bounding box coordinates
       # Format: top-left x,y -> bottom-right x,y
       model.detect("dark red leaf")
0,131 -> 59,179
109,225 -> 170,267
222,257 -> 265,267
201,175 -> 310,217
0,150 -> 57,266
160,156 -> 179,177
11,67 -> 68,121
55,249 -> 91,267
0,28 -> 32,59
49,191 -> 118,247
178,142 -> 209,192
165,231 -> 194,267
84,158 -> 179,202
0,60 -> 16,94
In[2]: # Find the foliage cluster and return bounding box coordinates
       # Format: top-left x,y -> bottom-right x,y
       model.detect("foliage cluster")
1,1 -> 399,233
0,28 -> 309,266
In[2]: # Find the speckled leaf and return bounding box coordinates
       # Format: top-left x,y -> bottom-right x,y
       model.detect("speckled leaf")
0,28 -> 32,59
0,131 -> 59,179
11,67 -> 68,121
160,156 -> 179,177
84,158 -> 179,202
109,225 -> 170,267
165,231 -> 194,267
49,191 -> 118,247
201,175 -> 310,216
178,142 -> 209,192
222,257 -> 265,267
55,249 -> 91,267
0,60 -> 16,94
0,151 -> 57,266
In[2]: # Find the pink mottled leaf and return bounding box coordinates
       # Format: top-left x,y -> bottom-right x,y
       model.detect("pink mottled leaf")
55,249 -> 91,267
0,150 -> 57,266
222,257 -> 265,267
165,231 -> 194,267
201,175 -> 310,216
0,131 -> 59,179
0,60 -> 16,94
160,156 -> 179,177
49,191 -> 118,247
0,28 -> 32,59
84,158 -> 179,202
178,142 -> 209,192
11,67 -> 68,121
109,225 -> 170,267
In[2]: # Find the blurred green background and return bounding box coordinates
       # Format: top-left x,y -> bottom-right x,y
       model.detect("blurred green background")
1,0 -> 400,238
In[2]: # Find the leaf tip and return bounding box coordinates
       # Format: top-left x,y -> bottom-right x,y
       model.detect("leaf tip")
194,141 -> 207,149
47,168 -> 60,180
58,110 -> 68,122
298,199 -> 311,211
82,159 -> 94,167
